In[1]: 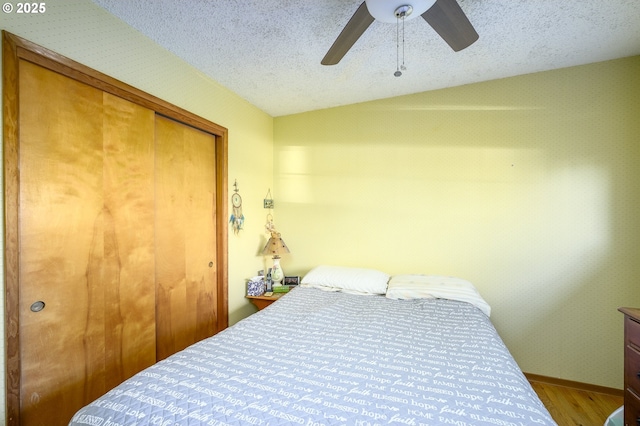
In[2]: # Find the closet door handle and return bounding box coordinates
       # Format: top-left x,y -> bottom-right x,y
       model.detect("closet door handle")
30,301 -> 45,312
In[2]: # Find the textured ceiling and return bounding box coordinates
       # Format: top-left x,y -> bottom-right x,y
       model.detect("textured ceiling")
91,0 -> 640,117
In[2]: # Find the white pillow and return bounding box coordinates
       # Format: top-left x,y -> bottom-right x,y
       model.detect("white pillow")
386,275 -> 491,316
301,265 -> 390,295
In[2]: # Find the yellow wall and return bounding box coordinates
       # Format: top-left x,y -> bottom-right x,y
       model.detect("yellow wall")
274,56 -> 640,389
1,0 -> 274,420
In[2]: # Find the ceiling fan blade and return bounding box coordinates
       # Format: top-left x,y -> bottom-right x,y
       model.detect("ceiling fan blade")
421,0 -> 479,52
321,2 -> 374,65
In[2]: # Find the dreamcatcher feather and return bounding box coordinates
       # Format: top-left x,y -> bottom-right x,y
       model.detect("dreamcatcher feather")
230,207 -> 244,234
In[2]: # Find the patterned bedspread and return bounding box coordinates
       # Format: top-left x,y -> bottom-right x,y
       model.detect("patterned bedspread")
70,287 -> 556,425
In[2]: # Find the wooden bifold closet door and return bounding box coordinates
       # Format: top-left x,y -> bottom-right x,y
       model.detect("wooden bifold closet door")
155,115 -> 218,361
3,32 -> 228,426
19,60 -> 157,424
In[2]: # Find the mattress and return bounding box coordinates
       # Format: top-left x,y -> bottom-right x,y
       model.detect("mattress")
70,286 -> 556,425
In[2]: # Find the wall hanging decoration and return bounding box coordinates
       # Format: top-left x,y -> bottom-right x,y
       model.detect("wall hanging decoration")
263,188 -> 274,209
265,213 -> 276,234
230,179 -> 244,234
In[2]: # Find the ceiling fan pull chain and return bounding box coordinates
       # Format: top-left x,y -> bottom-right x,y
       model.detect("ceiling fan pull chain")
394,5 -> 411,77
395,14 -> 402,77
401,12 -> 407,71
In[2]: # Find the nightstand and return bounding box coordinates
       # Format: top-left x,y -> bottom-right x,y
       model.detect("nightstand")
619,307 -> 640,426
246,293 -> 284,310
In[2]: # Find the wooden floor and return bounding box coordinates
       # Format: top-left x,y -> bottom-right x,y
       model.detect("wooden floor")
529,379 -> 623,426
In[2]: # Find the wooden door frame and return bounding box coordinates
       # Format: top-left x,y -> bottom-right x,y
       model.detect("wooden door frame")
2,31 -> 229,426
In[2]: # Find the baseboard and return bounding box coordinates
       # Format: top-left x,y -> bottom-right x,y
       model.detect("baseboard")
524,372 -> 623,397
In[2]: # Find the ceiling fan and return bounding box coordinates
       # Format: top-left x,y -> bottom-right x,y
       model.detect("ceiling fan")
321,0 -> 479,65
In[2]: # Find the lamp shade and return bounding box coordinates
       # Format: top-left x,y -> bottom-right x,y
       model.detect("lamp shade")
262,232 -> 290,257
364,0 -> 436,23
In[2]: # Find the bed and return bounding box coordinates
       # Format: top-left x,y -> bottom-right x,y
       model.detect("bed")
70,266 -> 556,426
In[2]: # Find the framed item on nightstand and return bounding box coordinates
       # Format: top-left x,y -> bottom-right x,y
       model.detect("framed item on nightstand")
283,276 -> 300,286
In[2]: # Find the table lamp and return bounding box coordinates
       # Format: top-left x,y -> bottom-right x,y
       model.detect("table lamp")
262,231 -> 290,286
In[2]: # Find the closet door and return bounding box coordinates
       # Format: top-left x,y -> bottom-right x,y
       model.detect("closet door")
155,115 -> 218,360
18,61 -> 156,424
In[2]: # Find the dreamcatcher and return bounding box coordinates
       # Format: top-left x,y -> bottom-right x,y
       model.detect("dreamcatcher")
230,180 -> 244,234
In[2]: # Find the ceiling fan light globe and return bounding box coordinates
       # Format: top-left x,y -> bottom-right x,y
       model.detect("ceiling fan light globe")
365,0 -> 437,23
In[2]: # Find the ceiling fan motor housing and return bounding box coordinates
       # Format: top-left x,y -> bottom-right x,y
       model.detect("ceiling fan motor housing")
365,0 -> 437,23
395,5 -> 413,19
